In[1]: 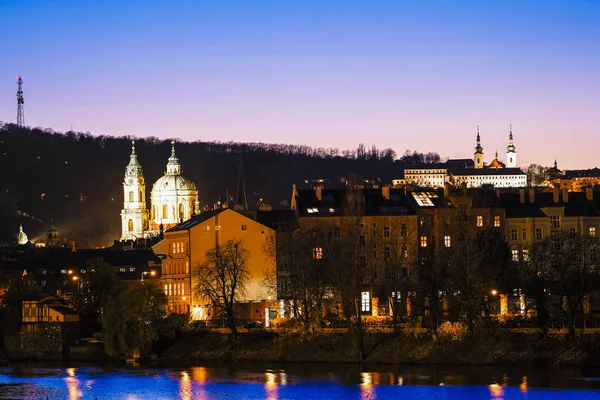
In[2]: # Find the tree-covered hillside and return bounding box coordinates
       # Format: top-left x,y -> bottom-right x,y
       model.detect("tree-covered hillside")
0,123 -> 441,247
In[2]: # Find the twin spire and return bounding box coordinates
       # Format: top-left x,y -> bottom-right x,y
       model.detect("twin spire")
474,126 -> 517,154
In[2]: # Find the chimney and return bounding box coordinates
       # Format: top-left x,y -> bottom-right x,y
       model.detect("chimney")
562,188 -> 569,203
519,188 -> 525,203
315,186 -> 323,201
553,187 -> 559,203
382,185 -> 390,200
586,187 -> 593,201
528,188 -> 535,203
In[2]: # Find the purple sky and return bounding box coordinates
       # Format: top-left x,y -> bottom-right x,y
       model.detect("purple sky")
1,0 -> 599,169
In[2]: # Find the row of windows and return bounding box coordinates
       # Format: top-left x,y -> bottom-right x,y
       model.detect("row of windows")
164,260 -> 189,275
203,224 -> 251,232
171,241 -> 188,255
312,246 -> 410,260
476,215 -> 502,227
164,282 -> 186,297
510,226 -> 597,241
420,236 -> 452,248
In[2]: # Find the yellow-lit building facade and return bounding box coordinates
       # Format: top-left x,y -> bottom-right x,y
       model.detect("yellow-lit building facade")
22,294 -> 80,324
154,207 -> 275,319
291,185 -> 419,316
500,187 -> 600,316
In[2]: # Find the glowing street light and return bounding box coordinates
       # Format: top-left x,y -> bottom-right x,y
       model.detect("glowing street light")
490,289 -> 498,296
141,270 -> 156,282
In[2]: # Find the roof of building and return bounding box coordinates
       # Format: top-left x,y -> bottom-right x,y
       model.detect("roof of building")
445,158 -> 475,170
564,168 -> 600,179
452,167 -> 526,176
294,188 -> 417,217
48,305 -> 79,315
167,207 -> 274,232
499,191 -> 600,218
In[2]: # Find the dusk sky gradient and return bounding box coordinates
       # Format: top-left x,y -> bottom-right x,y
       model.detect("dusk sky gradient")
1,0 -> 599,168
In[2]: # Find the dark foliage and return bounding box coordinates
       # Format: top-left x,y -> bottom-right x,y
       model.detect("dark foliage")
0,123 -> 441,247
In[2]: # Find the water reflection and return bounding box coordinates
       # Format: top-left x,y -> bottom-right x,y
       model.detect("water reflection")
361,372 -> 375,400
489,383 -> 504,399
64,367 -> 82,400
1,364 -> 600,399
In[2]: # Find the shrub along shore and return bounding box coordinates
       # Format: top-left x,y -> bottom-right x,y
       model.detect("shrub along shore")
159,326 -> 600,367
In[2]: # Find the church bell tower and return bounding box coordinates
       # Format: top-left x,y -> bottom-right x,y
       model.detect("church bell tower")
120,141 -> 149,241
474,126 -> 485,169
506,125 -> 517,168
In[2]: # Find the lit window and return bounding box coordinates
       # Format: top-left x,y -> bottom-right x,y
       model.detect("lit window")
420,236 -> 427,247
444,236 -> 451,248
241,224 -> 247,231
511,229 -> 517,240
313,247 -> 323,260
550,216 -> 560,229
215,225 -> 221,231
129,267 -> 135,272
384,226 -> 390,238
494,216 -> 501,227
119,268 -> 126,273
361,291 -> 371,313
204,225 -> 210,232
477,216 -> 483,227
61,270 -> 66,274
522,249 -> 529,262
512,249 -> 519,262
536,228 -> 543,239
411,192 -> 438,207
590,227 -> 596,238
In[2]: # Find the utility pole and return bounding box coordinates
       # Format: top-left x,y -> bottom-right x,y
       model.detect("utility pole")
16,76 -> 25,127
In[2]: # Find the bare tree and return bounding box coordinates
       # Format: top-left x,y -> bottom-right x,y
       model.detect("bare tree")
380,217 -> 418,333
326,186 -> 372,362
544,231 -> 600,339
193,239 -> 250,340
273,223 -> 333,330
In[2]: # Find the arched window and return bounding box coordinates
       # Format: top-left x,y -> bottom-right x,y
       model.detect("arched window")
163,204 -> 168,219
128,191 -> 134,202
138,190 -> 143,202
179,203 -> 185,220
128,219 -> 134,232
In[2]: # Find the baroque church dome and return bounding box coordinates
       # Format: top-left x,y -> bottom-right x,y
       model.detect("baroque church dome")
150,141 -> 199,228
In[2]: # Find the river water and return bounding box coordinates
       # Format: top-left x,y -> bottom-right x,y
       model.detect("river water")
2,362 -> 600,399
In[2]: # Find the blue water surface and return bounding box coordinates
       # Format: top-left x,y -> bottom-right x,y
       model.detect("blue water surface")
2,364 -> 600,399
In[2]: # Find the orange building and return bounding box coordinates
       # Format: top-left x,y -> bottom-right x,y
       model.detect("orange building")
153,207 -> 275,319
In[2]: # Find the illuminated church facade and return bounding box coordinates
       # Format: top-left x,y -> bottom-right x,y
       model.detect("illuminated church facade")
120,140 -> 199,241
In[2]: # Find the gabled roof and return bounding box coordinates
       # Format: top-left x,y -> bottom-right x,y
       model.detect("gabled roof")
295,188 -> 416,217
564,168 -> 600,179
166,209 -> 227,232
499,191 -> 600,218
452,167 -> 525,176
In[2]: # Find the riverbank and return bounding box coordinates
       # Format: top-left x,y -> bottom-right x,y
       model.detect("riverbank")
160,328 -> 600,367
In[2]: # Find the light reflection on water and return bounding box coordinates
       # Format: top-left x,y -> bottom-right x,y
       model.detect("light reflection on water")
1,364 -> 600,399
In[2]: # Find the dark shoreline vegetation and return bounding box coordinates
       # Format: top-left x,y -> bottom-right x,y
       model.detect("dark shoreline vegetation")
156,328 -> 600,368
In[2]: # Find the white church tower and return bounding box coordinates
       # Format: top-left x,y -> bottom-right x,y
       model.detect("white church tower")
474,126 -> 485,169
121,141 -> 149,241
506,125 -> 517,168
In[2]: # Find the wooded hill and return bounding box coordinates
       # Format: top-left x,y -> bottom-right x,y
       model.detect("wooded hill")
0,123 -> 442,247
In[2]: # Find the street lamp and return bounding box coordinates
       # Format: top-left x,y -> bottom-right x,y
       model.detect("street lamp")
72,275 -> 80,294
141,270 -> 156,282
